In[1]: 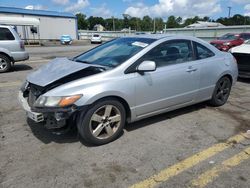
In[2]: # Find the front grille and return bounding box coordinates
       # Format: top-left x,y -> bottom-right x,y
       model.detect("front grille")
232,53 -> 250,71
28,90 -> 37,107
27,84 -> 44,107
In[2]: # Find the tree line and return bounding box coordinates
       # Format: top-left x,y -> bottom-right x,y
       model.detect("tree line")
76,13 -> 250,31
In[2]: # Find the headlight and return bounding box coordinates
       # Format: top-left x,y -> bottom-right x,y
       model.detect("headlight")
34,94 -> 82,107
223,42 -> 231,46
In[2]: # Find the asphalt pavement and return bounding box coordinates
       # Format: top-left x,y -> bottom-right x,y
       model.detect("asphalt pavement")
0,45 -> 249,188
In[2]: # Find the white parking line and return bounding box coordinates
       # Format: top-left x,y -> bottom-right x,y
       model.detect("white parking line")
27,59 -> 51,63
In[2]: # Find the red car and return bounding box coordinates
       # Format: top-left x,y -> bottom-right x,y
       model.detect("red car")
210,33 -> 250,51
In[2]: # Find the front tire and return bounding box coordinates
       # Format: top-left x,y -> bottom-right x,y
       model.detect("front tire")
77,98 -> 126,145
209,76 -> 232,107
0,54 -> 11,73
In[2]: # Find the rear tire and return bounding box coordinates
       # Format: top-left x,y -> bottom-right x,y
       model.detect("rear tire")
209,76 -> 232,107
0,54 -> 11,73
77,98 -> 126,145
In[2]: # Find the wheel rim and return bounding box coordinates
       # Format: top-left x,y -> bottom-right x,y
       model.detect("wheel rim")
0,58 -> 8,70
89,105 -> 121,139
215,78 -> 230,103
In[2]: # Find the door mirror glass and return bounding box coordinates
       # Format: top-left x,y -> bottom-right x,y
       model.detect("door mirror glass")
137,60 -> 156,72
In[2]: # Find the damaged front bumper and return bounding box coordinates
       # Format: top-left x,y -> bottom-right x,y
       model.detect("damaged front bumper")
18,91 -> 44,122
18,91 -> 80,129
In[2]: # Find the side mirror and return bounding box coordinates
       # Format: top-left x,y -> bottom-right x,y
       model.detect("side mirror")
137,60 -> 156,72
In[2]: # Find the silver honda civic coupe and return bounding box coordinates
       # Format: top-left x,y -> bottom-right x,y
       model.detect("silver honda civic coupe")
19,35 -> 238,145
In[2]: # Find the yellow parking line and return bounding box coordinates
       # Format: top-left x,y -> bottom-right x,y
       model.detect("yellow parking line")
129,134 -> 245,188
190,147 -> 250,188
0,81 -> 21,88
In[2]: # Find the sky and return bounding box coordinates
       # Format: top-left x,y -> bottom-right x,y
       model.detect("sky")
0,0 -> 249,20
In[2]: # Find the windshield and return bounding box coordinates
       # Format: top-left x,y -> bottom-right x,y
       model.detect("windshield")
74,37 -> 156,68
219,34 -> 238,40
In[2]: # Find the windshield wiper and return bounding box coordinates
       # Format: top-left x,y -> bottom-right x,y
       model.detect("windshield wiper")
74,59 -> 91,64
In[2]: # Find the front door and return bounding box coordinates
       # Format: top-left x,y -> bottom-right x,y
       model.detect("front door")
134,39 -> 201,117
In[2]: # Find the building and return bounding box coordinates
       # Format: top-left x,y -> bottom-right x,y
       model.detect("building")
0,7 -> 78,41
93,24 -> 105,31
185,21 -> 224,28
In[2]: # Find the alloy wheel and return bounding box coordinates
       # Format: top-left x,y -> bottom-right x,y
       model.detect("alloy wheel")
89,105 -> 121,139
0,58 -> 8,71
215,78 -> 231,103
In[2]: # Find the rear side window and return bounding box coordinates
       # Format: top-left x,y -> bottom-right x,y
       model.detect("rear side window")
0,28 -> 15,40
194,42 -> 215,60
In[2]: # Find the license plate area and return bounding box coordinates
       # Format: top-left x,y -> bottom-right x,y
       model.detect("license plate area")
26,111 -> 44,122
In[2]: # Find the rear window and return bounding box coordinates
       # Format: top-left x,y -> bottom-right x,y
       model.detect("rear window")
218,34 -> 238,40
0,28 -> 15,40
240,34 -> 250,40
93,34 -> 100,37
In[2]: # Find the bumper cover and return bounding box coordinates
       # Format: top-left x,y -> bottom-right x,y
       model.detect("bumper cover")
18,91 -> 44,122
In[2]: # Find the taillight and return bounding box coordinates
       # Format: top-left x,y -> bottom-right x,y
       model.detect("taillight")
20,41 -> 25,49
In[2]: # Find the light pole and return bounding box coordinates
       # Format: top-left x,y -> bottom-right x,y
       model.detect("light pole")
228,6 -> 232,18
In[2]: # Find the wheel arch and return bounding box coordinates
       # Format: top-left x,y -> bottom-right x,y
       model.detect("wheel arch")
219,73 -> 233,84
89,96 -> 132,123
0,52 -> 14,63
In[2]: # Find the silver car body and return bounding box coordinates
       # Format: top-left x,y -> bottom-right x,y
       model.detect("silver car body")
20,35 -> 238,124
0,25 -> 29,62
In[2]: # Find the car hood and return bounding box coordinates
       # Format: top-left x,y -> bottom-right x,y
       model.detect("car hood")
27,57 -> 103,87
231,44 -> 250,54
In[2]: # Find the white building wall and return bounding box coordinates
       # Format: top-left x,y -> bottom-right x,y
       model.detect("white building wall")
0,13 -> 77,40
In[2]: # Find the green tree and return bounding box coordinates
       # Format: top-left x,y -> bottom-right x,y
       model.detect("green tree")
76,13 -> 88,30
141,16 -> 153,31
166,15 -> 179,28
155,17 -> 164,31
87,16 -> 105,30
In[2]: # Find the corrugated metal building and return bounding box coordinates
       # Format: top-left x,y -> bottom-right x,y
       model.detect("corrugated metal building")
0,7 -> 78,41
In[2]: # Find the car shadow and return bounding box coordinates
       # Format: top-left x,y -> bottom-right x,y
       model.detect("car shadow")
27,102 -> 208,146
27,118 -> 79,144
238,78 -> 250,84
12,64 -> 32,72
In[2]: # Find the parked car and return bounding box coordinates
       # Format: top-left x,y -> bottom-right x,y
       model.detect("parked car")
230,40 -> 250,78
60,35 -> 72,45
19,35 -> 238,145
90,34 -> 102,44
0,25 -> 29,73
210,33 -> 250,52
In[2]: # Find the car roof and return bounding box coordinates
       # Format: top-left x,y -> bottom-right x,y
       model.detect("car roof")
127,34 -> 172,40
0,25 -> 11,29
123,34 -> 204,41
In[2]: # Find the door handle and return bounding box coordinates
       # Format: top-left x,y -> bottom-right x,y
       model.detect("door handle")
186,66 -> 197,72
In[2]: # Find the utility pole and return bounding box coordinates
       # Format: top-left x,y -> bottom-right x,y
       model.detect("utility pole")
153,18 -> 156,33
112,16 -> 115,31
228,6 -> 232,18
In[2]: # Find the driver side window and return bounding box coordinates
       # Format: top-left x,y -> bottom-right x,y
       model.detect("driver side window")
140,40 -> 194,68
